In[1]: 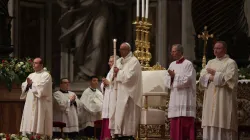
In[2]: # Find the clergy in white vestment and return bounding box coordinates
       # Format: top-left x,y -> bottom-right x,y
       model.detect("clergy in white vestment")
100,55 -> 119,140
53,78 -> 80,138
78,76 -> 103,138
20,58 -> 53,137
199,41 -> 238,140
113,42 -> 142,139
164,44 -> 196,140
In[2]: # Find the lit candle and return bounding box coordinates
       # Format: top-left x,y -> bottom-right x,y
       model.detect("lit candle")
136,0 -> 139,17
145,0 -> 149,19
142,0 -> 145,18
113,39 -> 117,67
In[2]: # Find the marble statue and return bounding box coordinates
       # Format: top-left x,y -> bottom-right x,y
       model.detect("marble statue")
57,0 -> 129,81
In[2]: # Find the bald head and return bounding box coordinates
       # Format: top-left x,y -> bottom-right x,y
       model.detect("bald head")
33,57 -> 44,72
120,42 -> 131,58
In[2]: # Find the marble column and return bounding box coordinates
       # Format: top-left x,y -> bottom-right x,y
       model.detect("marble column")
182,0 -> 195,61
156,0 -> 167,67
8,0 -> 14,47
244,0 -> 250,60
244,0 -> 250,37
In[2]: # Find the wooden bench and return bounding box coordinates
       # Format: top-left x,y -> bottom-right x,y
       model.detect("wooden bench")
53,121 -> 66,138
238,125 -> 250,140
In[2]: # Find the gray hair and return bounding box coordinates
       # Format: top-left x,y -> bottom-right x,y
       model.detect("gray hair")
110,55 -> 120,60
172,44 -> 184,54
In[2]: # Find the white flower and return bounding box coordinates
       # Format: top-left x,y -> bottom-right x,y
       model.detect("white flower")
0,133 -> 4,137
22,65 -> 26,68
22,137 -> 29,140
11,134 -> 16,138
20,62 -> 24,65
43,67 -> 47,71
2,138 -> 6,140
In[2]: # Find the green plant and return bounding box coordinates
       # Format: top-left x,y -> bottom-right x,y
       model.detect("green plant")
238,67 -> 250,80
0,57 -> 34,91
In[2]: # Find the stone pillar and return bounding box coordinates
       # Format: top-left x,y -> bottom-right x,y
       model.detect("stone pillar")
165,0 -> 182,65
182,0 -> 195,61
244,0 -> 250,37
0,0 -> 14,58
8,0 -> 14,47
156,0 -> 167,67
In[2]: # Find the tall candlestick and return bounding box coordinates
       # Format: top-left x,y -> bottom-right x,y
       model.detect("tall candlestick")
113,39 -> 117,67
136,0 -> 139,17
142,0 -> 145,18
145,0 -> 149,19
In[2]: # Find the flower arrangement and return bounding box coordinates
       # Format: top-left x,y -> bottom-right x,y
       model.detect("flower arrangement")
238,67 -> 250,80
0,133 -> 98,140
0,133 -> 46,140
0,57 -> 34,91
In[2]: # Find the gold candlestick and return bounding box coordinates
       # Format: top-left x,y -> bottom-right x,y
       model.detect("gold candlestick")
133,17 -> 153,70
133,17 -> 142,63
140,17 -> 146,67
198,26 -> 214,68
143,18 -> 152,69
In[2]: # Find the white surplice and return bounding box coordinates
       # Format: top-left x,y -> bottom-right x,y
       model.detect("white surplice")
20,69 -> 53,137
114,52 -> 142,137
199,55 -> 238,140
78,87 -> 103,130
165,59 -> 196,118
101,67 -> 115,119
53,90 -> 80,133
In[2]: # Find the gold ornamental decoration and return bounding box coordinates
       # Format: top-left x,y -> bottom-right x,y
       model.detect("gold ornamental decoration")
198,26 -> 214,68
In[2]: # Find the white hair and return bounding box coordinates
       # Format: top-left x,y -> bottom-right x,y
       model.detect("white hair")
110,55 -> 120,60
124,42 -> 131,50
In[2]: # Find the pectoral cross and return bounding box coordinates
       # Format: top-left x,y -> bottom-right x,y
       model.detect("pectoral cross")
198,26 -> 214,68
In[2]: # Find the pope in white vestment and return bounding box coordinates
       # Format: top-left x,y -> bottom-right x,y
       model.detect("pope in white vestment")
78,76 -> 103,137
199,41 -> 238,140
20,58 -> 53,137
165,44 -> 196,140
53,78 -> 80,138
113,42 -> 142,138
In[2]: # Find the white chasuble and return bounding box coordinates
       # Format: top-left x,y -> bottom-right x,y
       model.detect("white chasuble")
165,59 -> 196,118
53,91 -> 80,132
199,55 -> 238,140
78,87 -> 103,129
20,70 -> 53,137
114,52 -> 142,137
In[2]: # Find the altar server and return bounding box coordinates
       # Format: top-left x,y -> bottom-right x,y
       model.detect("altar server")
164,44 -> 196,140
100,55 -> 119,140
53,78 -> 80,138
79,76 -> 103,138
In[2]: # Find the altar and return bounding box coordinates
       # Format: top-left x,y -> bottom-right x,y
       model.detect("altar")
139,69 -> 250,139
